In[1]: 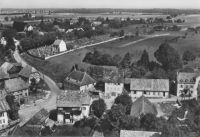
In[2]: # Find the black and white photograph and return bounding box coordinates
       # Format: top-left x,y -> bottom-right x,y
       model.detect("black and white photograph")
0,0 -> 200,136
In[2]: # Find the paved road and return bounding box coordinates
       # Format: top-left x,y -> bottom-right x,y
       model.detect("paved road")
13,49 -> 61,127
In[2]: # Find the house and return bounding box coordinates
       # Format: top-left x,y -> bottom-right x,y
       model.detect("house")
57,90 -> 91,124
91,21 -> 102,27
0,99 -> 10,129
63,70 -> 96,92
19,65 -> 33,80
4,77 -> 29,104
0,37 -> 7,46
120,130 -> 160,137
130,96 -> 157,117
104,79 -> 124,98
177,72 -> 198,98
130,79 -> 169,98
24,25 -> 33,32
53,40 -> 67,53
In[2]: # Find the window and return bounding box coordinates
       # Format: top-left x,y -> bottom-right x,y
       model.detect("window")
82,107 -> 86,110
153,92 -> 155,95
0,120 -> 1,124
158,92 -> 160,95
134,91 -> 136,94
143,91 -> 146,94
180,85 -> 183,88
111,92 -> 116,96
3,119 -> 5,123
190,85 -> 193,88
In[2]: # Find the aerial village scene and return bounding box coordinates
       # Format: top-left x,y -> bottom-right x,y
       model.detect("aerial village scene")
0,0 -> 200,137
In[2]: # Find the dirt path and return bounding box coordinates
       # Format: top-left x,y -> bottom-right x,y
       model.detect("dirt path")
119,33 -> 170,48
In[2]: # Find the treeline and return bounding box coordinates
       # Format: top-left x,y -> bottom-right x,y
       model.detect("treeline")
83,50 -> 122,66
20,32 -> 56,51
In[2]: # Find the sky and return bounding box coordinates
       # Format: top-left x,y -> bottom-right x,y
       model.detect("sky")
0,0 -> 200,9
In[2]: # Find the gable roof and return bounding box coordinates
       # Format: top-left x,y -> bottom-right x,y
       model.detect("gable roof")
64,70 -> 96,87
120,130 -> 159,137
130,79 -> 169,91
26,108 -> 49,125
0,99 -> 10,113
53,39 -> 65,45
57,90 -> 91,108
5,77 -> 29,93
0,69 -> 9,80
19,65 -> 32,78
130,96 -> 157,117
177,72 -> 197,84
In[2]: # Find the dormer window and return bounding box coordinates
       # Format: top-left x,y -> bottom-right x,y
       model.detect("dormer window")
180,79 -> 183,83
185,79 -> 188,82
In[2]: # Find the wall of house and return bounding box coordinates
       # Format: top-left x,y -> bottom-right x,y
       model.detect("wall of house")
81,105 -> 90,117
130,91 -> 169,98
59,41 -> 67,52
105,83 -> 124,97
13,89 -> 29,103
80,84 -> 95,92
177,83 -> 196,97
0,112 -> 9,129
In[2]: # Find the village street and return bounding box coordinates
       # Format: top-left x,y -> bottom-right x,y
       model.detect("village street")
13,48 -> 61,127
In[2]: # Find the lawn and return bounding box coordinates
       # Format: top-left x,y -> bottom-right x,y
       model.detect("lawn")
23,33 -> 200,82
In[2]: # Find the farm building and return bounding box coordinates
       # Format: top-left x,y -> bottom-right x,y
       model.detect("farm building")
130,79 -> 169,98
63,70 -> 96,92
0,99 -> 10,129
56,90 -> 91,124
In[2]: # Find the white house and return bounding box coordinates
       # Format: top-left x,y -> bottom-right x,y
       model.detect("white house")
130,79 -> 169,98
105,82 -> 124,98
57,90 -> 91,124
53,40 -> 67,52
0,37 -> 7,46
0,99 -> 10,129
177,72 -> 198,98
24,25 -> 33,32
64,70 -> 96,92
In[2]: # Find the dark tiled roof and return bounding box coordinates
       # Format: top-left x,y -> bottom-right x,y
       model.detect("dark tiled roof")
5,78 -> 29,93
64,70 -> 96,87
177,72 -> 197,84
19,65 -> 32,78
130,79 -> 169,91
130,96 -> 157,117
57,90 -> 91,108
27,108 -> 49,125
0,99 -> 10,113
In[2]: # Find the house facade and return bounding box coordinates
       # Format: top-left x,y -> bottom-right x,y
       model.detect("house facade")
4,77 -> 29,104
0,99 -> 10,129
105,82 -> 124,98
53,40 -> 67,52
177,72 -> 197,98
57,90 -> 91,124
64,70 -> 96,92
130,79 -> 169,98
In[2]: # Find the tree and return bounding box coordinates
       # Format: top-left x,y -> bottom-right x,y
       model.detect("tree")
120,52 -> 131,69
114,93 -> 132,114
151,67 -> 168,79
5,95 -> 20,120
4,16 -> 9,21
2,29 -> 16,50
182,50 -> 196,62
91,99 -> 106,118
112,54 -> 122,66
29,78 -> 38,94
140,113 -> 157,131
154,43 -> 182,71
137,50 -> 150,69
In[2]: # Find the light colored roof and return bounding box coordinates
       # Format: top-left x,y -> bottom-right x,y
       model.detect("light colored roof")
130,79 -> 169,91
64,70 -> 96,87
92,131 -> 104,137
0,69 -> 9,80
120,130 -> 159,137
57,90 -> 91,108
0,99 -> 10,112
53,39 -> 65,45
177,72 -> 197,84
130,96 -> 157,117
19,65 -> 32,78
5,78 -> 29,93
0,62 -> 13,74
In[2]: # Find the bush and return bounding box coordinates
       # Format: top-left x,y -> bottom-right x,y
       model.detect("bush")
49,109 -> 57,121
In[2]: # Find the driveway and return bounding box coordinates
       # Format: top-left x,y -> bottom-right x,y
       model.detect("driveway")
13,49 -> 61,127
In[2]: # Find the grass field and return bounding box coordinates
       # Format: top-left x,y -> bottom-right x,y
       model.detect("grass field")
23,32 -> 200,82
